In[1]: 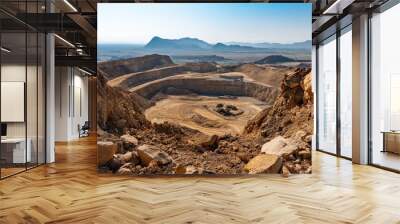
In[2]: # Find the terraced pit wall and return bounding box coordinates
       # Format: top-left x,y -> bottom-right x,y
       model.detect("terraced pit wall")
133,77 -> 279,105
115,63 -> 219,90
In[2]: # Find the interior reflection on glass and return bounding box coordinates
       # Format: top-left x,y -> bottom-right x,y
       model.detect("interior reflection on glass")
371,3 -> 400,171
317,35 -> 337,154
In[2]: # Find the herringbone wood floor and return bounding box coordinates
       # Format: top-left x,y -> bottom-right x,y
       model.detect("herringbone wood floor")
1,136 -> 400,224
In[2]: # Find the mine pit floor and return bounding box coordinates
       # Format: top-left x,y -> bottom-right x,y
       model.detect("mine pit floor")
145,95 -> 269,136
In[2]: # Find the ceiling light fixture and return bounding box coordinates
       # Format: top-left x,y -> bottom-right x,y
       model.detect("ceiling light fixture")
63,0 -> 78,12
78,67 -> 93,76
323,0 -> 355,15
1,47 -> 11,53
54,34 -> 75,48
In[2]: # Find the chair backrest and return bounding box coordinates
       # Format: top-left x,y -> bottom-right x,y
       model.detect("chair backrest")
82,121 -> 90,129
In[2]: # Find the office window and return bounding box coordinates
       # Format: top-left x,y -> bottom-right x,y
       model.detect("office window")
339,27 -> 352,158
371,3 -> 400,171
317,35 -> 337,154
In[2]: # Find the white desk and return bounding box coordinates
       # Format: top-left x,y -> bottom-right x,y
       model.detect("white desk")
1,138 -> 31,163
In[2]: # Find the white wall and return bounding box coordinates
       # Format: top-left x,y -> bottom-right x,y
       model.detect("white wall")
1,65 -> 26,140
1,63 -> 46,164
55,67 -> 89,141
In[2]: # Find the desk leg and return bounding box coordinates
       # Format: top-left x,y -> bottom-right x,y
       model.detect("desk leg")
382,133 -> 386,153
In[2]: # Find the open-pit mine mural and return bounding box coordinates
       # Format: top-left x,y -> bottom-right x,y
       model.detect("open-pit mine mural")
97,3 -> 313,176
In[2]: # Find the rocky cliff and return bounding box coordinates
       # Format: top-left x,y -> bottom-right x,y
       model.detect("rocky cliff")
241,68 -> 313,175
97,70 -> 151,134
244,68 -> 313,140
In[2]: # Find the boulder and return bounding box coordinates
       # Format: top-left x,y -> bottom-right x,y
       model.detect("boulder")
115,119 -> 127,129
175,165 -> 198,175
185,166 -> 198,174
117,167 -> 132,175
244,154 -> 282,174
175,164 -> 187,174
302,72 -> 313,104
121,162 -> 132,169
282,165 -> 290,178
146,160 -> 161,173
293,130 -> 307,141
97,141 -> 117,167
120,134 -> 139,150
294,164 -> 302,173
305,166 -> 312,174
236,152 -> 250,163
261,136 -> 297,158
195,135 -> 220,152
117,151 -> 140,165
137,144 -> 172,166
298,149 -> 311,159
108,157 -> 123,173
304,135 -> 313,144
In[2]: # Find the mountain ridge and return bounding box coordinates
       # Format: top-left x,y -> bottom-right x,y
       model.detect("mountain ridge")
144,36 -> 311,51
225,40 -> 312,49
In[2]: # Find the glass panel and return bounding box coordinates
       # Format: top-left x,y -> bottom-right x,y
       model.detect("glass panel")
0,1 -> 46,178
339,27 -> 352,158
317,35 -> 337,154
371,4 -> 400,171
1,31 -> 27,177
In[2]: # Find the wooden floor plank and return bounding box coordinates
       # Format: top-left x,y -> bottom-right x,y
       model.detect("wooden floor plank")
0,136 -> 399,223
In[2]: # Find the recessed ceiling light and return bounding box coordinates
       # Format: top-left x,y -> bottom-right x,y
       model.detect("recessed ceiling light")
54,34 -> 75,48
63,0 -> 78,12
78,67 -> 93,76
322,0 -> 354,15
1,47 -> 11,53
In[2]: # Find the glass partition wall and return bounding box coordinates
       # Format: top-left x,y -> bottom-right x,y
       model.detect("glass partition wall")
370,3 -> 400,171
339,26 -> 352,159
316,25 -> 353,159
0,5 -> 46,179
317,35 -> 337,155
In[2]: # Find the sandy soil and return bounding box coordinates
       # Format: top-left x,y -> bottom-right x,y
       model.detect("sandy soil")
145,95 -> 268,136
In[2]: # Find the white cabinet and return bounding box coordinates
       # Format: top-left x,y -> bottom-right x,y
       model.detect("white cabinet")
1,138 -> 32,163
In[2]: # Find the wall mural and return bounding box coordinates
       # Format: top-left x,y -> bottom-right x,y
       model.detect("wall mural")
97,3 -> 313,176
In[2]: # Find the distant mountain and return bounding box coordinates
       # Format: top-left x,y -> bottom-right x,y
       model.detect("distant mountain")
172,55 -> 230,62
144,36 -> 311,52
225,40 -> 312,49
145,36 -> 212,50
212,43 -> 258,51
254,55 -> 296,64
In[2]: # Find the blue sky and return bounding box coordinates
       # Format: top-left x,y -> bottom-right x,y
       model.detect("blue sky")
98,3 -> 311,44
